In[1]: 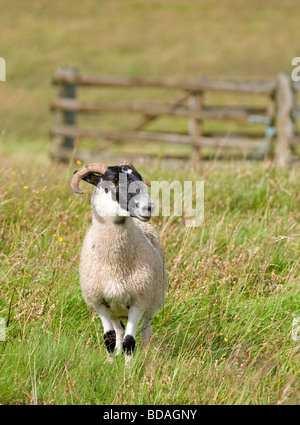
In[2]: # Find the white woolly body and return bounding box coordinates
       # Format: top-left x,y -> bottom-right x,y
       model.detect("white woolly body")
79,198 -> 167,321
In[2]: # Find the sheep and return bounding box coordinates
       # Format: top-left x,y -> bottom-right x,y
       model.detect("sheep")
71,161 -> 168,362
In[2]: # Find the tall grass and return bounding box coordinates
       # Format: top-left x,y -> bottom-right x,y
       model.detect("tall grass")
0,154 -> 299,404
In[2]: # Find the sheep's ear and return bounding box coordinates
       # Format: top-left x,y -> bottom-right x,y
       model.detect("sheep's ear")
142,177 -> 151,187
82,172 -> 103,187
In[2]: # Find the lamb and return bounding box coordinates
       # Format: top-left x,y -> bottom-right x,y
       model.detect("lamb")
71,161 -> 168,362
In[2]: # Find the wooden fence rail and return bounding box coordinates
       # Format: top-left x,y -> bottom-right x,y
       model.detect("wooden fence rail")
50,67 -> 299,165
51,98 -> 270,122
53,68 -> 276,94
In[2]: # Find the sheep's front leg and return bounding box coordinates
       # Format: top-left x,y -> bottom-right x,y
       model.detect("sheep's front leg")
95,305 -> 115,360
123,305 -> 143,363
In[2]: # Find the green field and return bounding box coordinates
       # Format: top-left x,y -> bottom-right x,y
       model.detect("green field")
0,154 -> 299,404
0,0 -> 300,405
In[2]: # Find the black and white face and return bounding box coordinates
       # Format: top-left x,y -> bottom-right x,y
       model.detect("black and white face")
84,164 -> 155,222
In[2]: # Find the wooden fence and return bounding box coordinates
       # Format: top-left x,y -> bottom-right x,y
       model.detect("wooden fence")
50,67 -> 300,165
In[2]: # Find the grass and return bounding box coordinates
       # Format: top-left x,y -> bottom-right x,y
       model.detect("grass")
0,153 -> 299,405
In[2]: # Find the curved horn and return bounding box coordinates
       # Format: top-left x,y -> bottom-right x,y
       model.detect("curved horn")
121,160 -> 151,187
71,163 -> 109,194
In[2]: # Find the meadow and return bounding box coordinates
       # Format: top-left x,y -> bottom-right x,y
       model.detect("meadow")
0,0 -> 300,405
0,153 -> 299,404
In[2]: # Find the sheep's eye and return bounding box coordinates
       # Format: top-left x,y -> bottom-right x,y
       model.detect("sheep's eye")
105,188 -> 109,194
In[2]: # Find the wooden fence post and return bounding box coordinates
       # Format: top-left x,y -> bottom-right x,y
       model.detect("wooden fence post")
189,92 -> 204,165
52,66 -> 78,156
276,73 -> 294,166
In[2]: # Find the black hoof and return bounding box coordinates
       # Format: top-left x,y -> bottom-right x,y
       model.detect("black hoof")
123,335 -> 135,355
104,330 -> 116,353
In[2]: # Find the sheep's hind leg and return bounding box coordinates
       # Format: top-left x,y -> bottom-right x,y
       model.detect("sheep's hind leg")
141,317 -> 152,348
95,305 -> 115,361
112,319 -> 125,356
123,305 -> 143,364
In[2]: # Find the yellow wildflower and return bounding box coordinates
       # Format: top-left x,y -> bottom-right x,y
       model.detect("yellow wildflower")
58,237 -> 63,242
224,337 -> 228,342
23,186 -> 28,190
76,160 -> 82,165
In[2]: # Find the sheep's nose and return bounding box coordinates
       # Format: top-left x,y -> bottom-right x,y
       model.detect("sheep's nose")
144,201 -> 154,216
140,203 -> 153,216
137,201 -> 153,213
